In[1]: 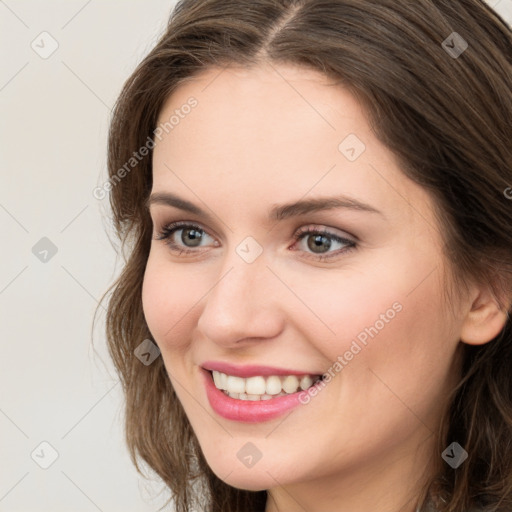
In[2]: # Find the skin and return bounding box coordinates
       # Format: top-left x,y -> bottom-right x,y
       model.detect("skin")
142,63 -> 507,512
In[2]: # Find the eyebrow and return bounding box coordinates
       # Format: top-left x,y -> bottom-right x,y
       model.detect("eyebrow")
146,192 -> 383,222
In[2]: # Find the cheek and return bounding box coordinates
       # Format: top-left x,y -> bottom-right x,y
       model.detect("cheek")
286,269 -> 456,450
282,265 -> 407,355
290,255 -> 455,388
141,253 -> 201,350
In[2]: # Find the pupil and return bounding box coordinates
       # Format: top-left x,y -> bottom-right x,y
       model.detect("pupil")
182,228 -> 202,247
308,234 -> 331,253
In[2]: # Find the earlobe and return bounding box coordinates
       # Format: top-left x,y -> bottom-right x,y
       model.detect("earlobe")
459,288 -> 511,346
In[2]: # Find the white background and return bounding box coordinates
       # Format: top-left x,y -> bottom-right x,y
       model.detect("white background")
1,1 -> 511,511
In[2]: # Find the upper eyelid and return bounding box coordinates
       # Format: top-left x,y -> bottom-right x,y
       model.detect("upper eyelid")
152,218 -> 218,239
295,224 -> 357,242
156,221 -> 356,245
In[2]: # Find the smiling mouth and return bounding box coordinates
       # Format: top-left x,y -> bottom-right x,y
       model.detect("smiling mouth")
208,370 -> 323,401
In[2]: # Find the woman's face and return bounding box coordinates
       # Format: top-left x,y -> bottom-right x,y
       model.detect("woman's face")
142,63 -> 467,505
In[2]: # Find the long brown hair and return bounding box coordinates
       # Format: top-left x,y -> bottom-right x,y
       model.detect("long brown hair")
99,1 -> 512,511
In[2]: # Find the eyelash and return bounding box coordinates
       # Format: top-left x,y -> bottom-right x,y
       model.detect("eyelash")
155,221 -> 357,261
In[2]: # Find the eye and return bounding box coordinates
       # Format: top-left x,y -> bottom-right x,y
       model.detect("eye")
155,221 -> 217,255
155,221 -> 356,261
292,225 -> 356,261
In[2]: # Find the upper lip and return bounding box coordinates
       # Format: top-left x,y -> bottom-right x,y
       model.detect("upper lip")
201,360 -> 322,378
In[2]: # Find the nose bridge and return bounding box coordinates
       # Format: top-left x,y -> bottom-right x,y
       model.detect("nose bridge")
196,239 -> 282,343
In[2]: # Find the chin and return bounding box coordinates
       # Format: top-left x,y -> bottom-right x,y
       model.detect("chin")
207,462 -> 277,491
223,476 -> 271,492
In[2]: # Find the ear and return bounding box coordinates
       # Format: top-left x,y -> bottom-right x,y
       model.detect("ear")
460,285 -> 510,346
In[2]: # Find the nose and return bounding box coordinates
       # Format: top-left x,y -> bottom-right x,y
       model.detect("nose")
195,248 -> 285,347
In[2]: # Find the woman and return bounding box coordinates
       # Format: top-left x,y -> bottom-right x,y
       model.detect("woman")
101,1 -> 512,510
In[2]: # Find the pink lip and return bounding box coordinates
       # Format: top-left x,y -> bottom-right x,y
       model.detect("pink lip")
201,360 -> 321,378
201,368 -> 322,423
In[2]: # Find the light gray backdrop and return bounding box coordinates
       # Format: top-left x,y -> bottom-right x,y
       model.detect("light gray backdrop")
1,1 -> 511,511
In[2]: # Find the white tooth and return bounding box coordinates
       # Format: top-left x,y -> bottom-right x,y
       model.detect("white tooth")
226,375 -> 245,394
266,375 -> 283,395
215,371 -> 317,397
212,371 -> 221,388
282,375 -> 300,394
300,375 -> 313,390
246,376 -> 266,395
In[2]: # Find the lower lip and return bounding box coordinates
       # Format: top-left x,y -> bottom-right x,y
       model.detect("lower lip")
202,368 -> 319,423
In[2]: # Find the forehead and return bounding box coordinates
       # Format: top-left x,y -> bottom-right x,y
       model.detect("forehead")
153,63 -> 371,182
156,63 -> 366,138
150,63 -> 434,228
